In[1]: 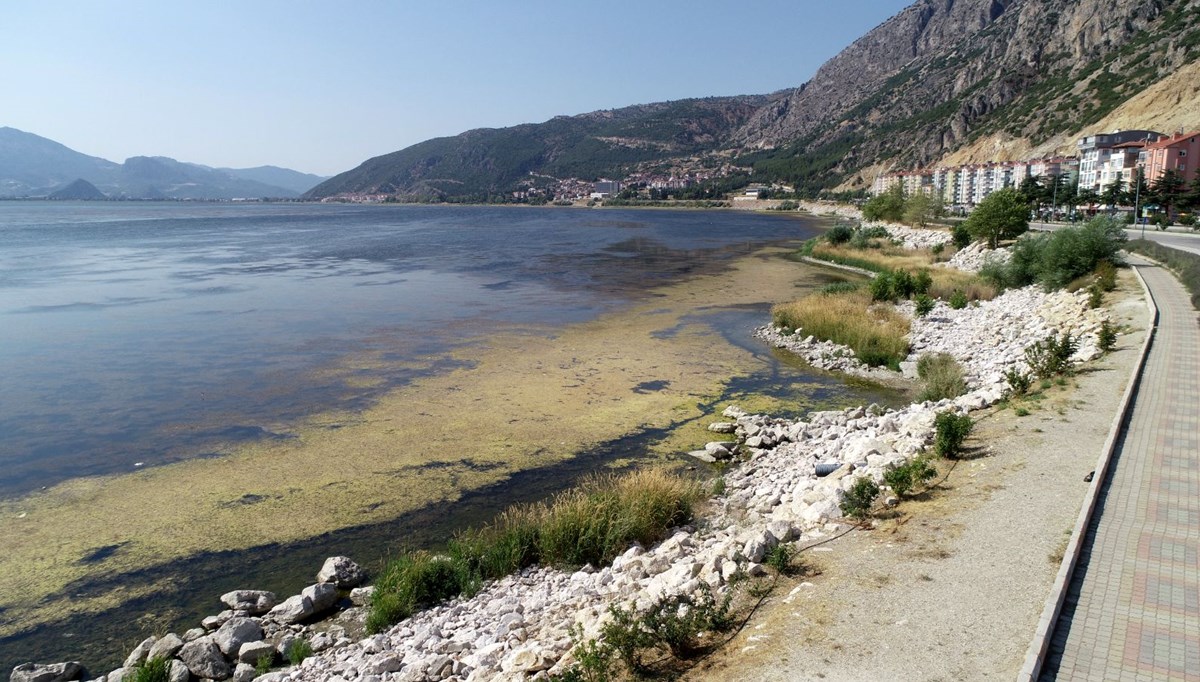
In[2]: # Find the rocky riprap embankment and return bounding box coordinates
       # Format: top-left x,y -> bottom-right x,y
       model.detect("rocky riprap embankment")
17,225 -> 1114,682
943,240 -> 1011,272
11,557 -> 372,682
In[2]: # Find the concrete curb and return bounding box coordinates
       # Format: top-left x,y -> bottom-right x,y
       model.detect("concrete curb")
796,256 -> 878,279
1016,260 -> 1160,681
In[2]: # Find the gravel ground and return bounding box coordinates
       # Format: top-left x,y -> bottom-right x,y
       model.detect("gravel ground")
684,273 -> 1149,682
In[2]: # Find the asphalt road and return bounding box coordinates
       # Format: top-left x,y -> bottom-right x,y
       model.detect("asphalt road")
1030,221 -> 1200,256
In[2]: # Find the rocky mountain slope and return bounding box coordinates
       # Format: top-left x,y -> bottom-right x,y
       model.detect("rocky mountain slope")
304,96 -> 772,200
310,0 -> 1200,200
0,127 -> 324,199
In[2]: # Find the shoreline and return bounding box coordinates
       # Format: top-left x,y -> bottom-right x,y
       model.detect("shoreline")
0,242 -> 899,671
263,222 -> 1119,681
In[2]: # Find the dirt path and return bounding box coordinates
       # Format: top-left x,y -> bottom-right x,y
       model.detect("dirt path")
685,271 -> 1150,682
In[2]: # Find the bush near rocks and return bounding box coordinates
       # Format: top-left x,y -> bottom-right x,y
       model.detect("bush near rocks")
125,657 -> 169,682
840,477 -> 880,520
933,411 -> 973,459
980,216 -> 1126,292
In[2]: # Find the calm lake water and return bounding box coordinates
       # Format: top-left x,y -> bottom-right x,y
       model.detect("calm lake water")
0,202 -> 907,671
0,202 -> 829,498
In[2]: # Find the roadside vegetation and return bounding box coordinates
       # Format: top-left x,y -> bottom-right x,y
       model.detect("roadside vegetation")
979,216 -> 1127,291
367,469 -> 702,633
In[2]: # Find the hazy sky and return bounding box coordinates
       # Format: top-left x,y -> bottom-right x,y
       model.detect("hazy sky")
3,1 -> 913,176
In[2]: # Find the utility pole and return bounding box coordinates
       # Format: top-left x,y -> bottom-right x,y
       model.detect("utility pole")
1135,168 -> 1145,240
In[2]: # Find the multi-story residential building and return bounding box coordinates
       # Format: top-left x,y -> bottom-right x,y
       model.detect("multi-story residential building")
1096,142 -> 1146,193
1140,130 -> 1200,184
1077,130 -> 1161,192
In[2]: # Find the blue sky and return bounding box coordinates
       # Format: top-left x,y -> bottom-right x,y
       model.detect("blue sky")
2,1 -> 913,176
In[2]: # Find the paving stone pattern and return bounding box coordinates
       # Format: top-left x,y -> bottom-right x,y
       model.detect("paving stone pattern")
1042,261 -> 1200,681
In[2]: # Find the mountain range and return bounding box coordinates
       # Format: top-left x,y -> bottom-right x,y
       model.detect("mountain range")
0,127 -> 327,200
306,0 -> 1200,201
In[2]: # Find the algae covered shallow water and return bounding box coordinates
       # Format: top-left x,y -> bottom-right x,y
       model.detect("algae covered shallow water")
0,203 -> 904,671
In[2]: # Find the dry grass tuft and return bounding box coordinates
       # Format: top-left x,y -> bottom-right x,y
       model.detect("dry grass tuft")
773,290 -> 910,369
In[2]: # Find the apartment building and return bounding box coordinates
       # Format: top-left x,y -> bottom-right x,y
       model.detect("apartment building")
1140,130 -> 1200,184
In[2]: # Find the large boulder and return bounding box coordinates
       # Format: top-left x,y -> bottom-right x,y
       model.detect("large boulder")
236,641 -> 275,667
167,660 -> 189,682
316,556 -> 366,588
9,662 -> 84,682
213,617 -> 263,657
147,633 -> 185,662
122,637 -> 156,669
266,595 -> 313,625
300,583 -> 339,615
177,637 -> 232,681
231,663 -> 256,682
219,590 -> 277,615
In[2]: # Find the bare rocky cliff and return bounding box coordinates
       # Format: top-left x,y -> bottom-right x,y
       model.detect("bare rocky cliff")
747,0 -> 1200,191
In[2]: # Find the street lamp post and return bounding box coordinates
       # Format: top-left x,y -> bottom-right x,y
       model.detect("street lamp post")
1052,174 -> 1059,222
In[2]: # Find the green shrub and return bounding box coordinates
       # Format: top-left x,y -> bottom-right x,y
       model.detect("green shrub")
1024,331 -> 1077,378
1179,213 -> 1196,227
931,242 -> 946,257
892,270 -> 916,299
948,289 -> 968,309
840,477 -> 880,520
765,543 -> 794,574
712,476 -> 726,496
549,632 -> 619,682
125,658 -> 170,682
601,586 -> 734,671
1098,319 -> 1118,352
286,638 -> 313,666
952,223 -> 971,249
933,411 -> 973,458
1005,368 -> 1032,396
913,269 -> 933,295
982,216 -> 1127,292
870,271 -> 897,302
883,455 -> 938,497
914,294 -> 936,317
1088,283 -> 1104,308
826,223 -> 854,245
917,353 -> 967,401
860,225 -> 892,240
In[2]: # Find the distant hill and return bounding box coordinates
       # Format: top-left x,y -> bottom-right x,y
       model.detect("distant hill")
0,127 -> 118,197
218,165 -> 327,194
304,96 -> 773,200
309,0 -> 1200,200
47,178 -> 107,200
0,127 -> 314,199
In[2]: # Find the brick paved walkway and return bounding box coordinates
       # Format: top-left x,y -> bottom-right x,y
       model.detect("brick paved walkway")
1041,261 -> 1200,681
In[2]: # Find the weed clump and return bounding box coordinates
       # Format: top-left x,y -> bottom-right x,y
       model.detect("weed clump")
772,290 -> 910,369
125,658 -> 170,682
286,638 -> 313,666
916,353 -> 967,402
